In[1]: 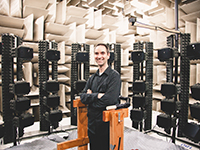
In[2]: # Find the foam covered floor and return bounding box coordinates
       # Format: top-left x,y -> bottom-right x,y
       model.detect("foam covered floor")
5,127 -> 186,150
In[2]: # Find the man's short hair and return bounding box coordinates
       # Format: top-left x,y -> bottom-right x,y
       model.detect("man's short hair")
96,43 -> 109,53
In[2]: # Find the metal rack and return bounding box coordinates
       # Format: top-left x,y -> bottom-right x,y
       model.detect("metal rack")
130,42 -> 153,131
2,34 -> 34,145
182,42 -> 200,143
38,40 -> 62,133
108,43 -> 121,74
156,33 -> 190,143
70,43 -> 90,125
178,34 -> 191,137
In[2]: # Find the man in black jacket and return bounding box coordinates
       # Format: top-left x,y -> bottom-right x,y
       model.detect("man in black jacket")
80,43 -> 121,150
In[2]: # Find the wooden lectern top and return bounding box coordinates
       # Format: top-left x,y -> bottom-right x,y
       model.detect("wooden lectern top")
73,98 -> 87,108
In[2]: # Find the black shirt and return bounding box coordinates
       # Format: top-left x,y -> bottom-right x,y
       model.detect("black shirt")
80,66 -> 121,134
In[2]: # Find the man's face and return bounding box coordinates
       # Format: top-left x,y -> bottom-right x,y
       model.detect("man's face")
94,45 -> 110,67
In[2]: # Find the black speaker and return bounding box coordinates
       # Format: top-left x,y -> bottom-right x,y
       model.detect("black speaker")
130,109 -> 146,122
187,43 -> 200,60
45,50 -> 60,61
44,95 -> 60,108
161,82 -> 176,97
108,52 -> 115,64
190,103 -> 200,120
76,52 -> 89,63
131,50 -> 145,63
132,80 -> 147,93
75,80 -> 87,92
161,99 -> 176,115
132,95 -> 146,108
19,113 -> 35,128
46,110 -> 62,123
10,81 -> 30,95
183,122 -> 200,143
10,97 -> 30,112
157,113 -> 176,129
158,48 -> 174,61
191,84 -> 200,100
44,80 -> 59,92
16,46 -> 33,59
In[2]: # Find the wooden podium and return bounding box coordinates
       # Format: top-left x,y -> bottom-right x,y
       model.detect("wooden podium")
57,98 -> 89,150
103,108 -> 128,150
57,99 -> 128,150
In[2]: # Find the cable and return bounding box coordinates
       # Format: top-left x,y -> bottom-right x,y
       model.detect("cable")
129,18 -> 181,34
144,124 -> 156,134
136,20 -> 155,28
157,26 -> 179,34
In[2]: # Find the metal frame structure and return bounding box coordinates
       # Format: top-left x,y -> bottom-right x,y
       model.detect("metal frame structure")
130,42 -> 153,131
2,33 -> 15,144
71,43 -> 90,125
182,42 -> 200,144
178,34 -> 191,137
39,40 -> 62,132
156,33 -> 190,143
108,43 -> 121,74
2,34 -> 34,144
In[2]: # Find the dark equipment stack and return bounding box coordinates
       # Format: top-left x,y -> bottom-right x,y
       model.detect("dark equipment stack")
182,42 -> 200,143
156,33 -> 190,143
0,42 -> 3,140
130,42 -> 153,131
178,34 -> 191,137
38,41 -> 62,133
2,34 -> 34,145
71,43 -> 90,125
107,43 -> 121,74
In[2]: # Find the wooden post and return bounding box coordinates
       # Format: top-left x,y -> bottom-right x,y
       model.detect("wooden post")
57,98 -> 89,150
103,108 -> 128,150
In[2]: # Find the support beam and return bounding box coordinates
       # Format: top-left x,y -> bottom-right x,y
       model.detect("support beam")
57,99 -> 89,150
103,108 -> 128,150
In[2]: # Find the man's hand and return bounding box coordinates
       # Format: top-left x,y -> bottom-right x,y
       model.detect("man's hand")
98,93 -> 104,99
87,89 -> 92,94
